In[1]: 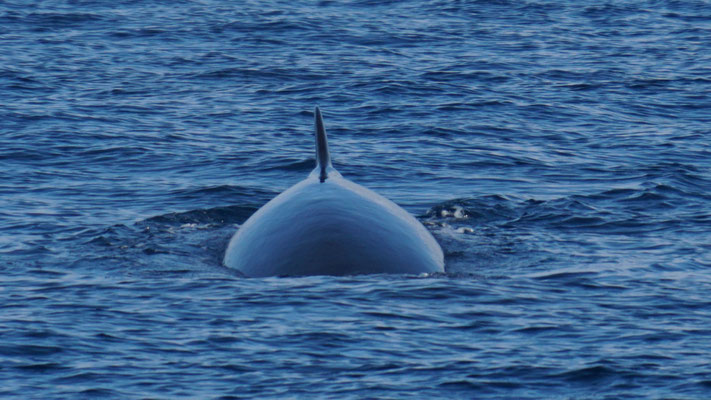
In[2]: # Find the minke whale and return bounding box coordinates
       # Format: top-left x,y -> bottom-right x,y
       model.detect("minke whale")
223,107 -> 444,277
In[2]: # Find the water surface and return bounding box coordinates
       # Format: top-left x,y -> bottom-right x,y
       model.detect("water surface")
2,0 -> 710,398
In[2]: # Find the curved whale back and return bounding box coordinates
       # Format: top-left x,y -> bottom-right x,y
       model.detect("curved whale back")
223,108 -> 444,277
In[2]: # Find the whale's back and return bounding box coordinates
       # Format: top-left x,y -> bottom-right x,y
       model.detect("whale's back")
223,176 -> 444,277
223,107 -> 444,277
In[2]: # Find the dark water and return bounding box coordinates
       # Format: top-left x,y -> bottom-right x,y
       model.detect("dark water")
2,0 -> 711,398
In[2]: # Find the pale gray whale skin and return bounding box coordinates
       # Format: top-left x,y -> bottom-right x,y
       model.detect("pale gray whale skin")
223,107 -> 444,277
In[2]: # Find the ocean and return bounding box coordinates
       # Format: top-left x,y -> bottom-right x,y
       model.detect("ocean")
1,0 -> 710,398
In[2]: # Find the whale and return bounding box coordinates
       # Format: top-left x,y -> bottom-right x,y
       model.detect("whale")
223,107 -> 444,277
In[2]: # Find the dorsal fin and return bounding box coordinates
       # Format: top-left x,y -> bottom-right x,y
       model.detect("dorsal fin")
314,106 -> 331,182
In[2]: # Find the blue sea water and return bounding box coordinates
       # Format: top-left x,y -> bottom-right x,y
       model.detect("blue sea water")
1,0 -> 711,398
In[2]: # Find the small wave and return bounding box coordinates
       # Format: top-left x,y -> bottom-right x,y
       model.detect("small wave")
532,270 -> 598,281
0,344 -> 63,356
168,185 -> 274,205
24,11 -> 105,29
192,67 -> 325,82
145,204 -> 256,225
14,362 -> 67,372
263,158 -> 314,172
52,372 -> 105,384
554,364 -> 621,383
